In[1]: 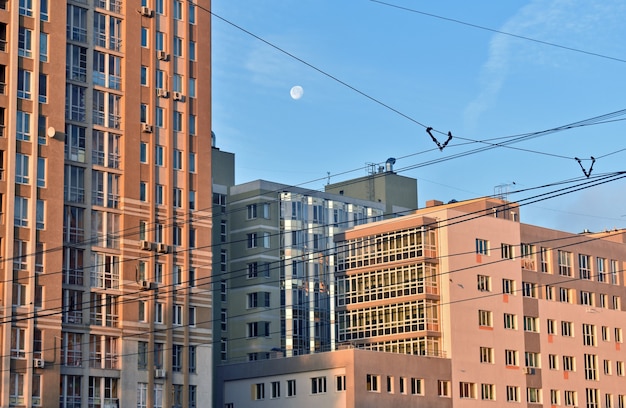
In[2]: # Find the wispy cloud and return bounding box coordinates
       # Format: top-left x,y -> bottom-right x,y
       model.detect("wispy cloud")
463,0 -> 625,128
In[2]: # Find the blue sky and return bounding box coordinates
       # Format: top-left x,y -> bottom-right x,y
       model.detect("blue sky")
211,0 -> 626,233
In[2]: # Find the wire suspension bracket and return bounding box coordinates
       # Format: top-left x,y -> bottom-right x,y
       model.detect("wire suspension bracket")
426,127 -> 453,151
575,156 -> 596,178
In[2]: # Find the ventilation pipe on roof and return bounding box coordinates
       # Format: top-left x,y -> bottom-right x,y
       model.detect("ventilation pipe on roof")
385,157 -> 396,173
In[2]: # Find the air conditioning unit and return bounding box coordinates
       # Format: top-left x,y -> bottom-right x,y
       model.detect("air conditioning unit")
141,123 -> 153,133
139,280 -> 151,289
523,367 -> 536,375
140,6 -> 153,17
172,92 -> 184,101
33,358 -> 45,368
157,50 -> 168,61
154,368 -> 166,379
140,240 -> 151,250
156,88 -> 169,98
156,243 -> 168,254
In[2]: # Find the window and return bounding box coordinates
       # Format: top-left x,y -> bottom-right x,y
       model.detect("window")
410,378 -> 423,395
547,319 -> 556,335
189,3 -> 196,23
399,377 -> 406,394
602,326 -> 610,342
11,327 -> 26,358
173,111 -> 182,131
579,254 -> 591,279
480,347 -> 494,364
582,324 -> 596,346
559,287 -> 572,303
558,250 -> 572,276
15,154 -> 29,184
17,111 -> 31,141
527,387 -> 542,404
525,351 -> 540,368
173,304 -> 183,325
37,157 -> 46,187
17,69 -> 32,99
155,146 -> 164,166
189,345 -> 196,373
604,359 -> 612,375
581,291 -> 593,306
386,376 -> 394,393
549,354 -> 558,370
172,344 -> 183,372
12,284 -> 27,306
252,383 -> 265,400
173,36 -> 183,57
476,239 -> 488,255
36,199 -> 45,230
312,376 -> 327,394
524,316 -> 538,332
562,321 -> 573,337
617,361 -> 624,376
459,382 -> 476,399
501,243 -> 513,259
563,355 -> 575,371
18,27 -> 32,57
610,260 -> 619,285
481,384 -> 495,401
9,372 -> 24,405
478,310 -> 493,327
506,385 -> 519,402
271,381 -> 280,399
140,27 -> 148,47
156,31 -> 164,51
504,313 -> 517,330
14,196 -> 29,227
189,78 -> 196,98
336,375 -> 346,392
551,389 -> 560,405
173,149 -> 183,170
19,0 -> 33,16
438,380 -> 450,397
287,380 -> 296,397
38,74 -> 47,103
139,182 -> 147,202
564,390 -> 577,406
477,275 -> 491,291
365,374 -> 379,392
263,232 -> 271,248
597,257 -> 607,283
523,281 -> 537,298
189,41 -> 196,61
505,349 -> 518,366
154,302 -> 164,323
40,32 -> 48,62
502,278 -> 515,295
247,233 -> 257,249
586,389 -> 599,408
616,328 -> 623,343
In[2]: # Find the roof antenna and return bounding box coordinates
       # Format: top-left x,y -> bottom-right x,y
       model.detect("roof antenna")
326,171 -> 331,185
575,156 -> 596,178
426,127 -> 453,151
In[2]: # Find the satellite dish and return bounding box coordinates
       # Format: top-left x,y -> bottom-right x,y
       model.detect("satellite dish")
47,127 -> 56,138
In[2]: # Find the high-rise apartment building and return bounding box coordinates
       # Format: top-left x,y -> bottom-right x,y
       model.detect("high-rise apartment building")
0,1 -> 212,406
218,180 -> 386,364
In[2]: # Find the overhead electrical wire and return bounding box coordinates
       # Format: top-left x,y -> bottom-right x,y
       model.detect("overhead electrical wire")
8,198 -> 626,370
369,0 -> 626,65
8,172 -> 625,330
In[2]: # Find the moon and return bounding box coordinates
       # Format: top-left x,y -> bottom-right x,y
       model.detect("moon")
290,86 -> 304,100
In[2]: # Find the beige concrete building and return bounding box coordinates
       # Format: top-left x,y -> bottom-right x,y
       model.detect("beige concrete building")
218,348 -> 452,408
335,197 -> 626,407
0,0 -> 212,406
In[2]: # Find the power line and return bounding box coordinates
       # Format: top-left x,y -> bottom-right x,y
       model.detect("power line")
369,0 -> 626,64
